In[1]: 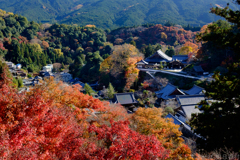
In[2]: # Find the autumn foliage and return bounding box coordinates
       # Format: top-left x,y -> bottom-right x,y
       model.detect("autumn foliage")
100,44 -> 143,91
130,108 -> 193,159
0,63 -> 193,159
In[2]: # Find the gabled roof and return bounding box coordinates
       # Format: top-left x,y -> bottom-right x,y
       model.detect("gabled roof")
176,95 -> 205,106
145,49 -> 172,63
181,105 -> 202,119
193,66 -> 204,72
114,92 -> 137,105
136,59 -> 148,65
155,83 -> 185,99
172,55 -> 188,62
185,85 -> 205,95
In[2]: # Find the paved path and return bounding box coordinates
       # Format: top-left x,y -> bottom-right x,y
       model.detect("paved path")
139,68 -> 214,82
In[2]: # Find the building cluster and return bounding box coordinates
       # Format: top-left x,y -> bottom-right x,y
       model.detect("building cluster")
6,62 -> 26,77
136,49 -> 207,76
136,49 -> 189,69
156,83 -> 207,141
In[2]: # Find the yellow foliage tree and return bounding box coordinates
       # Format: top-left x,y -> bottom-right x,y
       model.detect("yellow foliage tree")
161,32 -> 168,41
53,49 -> 63,56
30,43 -> 43,53
180,46 -> 193,55
130,107 -> 193,159
184,41 -> 199,54
100,44 -> 144,91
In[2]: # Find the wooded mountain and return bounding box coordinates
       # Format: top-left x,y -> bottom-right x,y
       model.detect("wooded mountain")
0,0 -> 237,29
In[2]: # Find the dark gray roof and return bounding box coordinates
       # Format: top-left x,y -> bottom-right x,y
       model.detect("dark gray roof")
193,66 -> 204,72
145,49 -> 172,63
114,92 -> 137,105
185,85 -> 205,95
165,113 -> 182,125
136,59 -> 148,65
176,95 -> 205,106
155,83 -> 185,99
181,105 -> 202,119
172,55 -> 188,62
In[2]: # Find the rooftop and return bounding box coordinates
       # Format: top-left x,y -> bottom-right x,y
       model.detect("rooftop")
193,66 -> 204,72
185,85 -> 205,95
176,94 -> 205,106
165,113 -> 183,125
181,105 -> 202,119
145,49 -> 172,63
136,59 -> 148,65
172,55 -> 188,62
114,92 -> 138,105
155,83 -> 185,99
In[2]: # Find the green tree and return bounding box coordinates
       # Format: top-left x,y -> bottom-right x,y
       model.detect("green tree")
107,83 -> 115,99
165,48 -> 175,57
191,1 -> 240,153
130,40 -> 136,47
84,83 -> 96,96
17,77 -> 24,88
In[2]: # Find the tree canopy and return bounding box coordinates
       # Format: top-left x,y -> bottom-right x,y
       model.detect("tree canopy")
191,1 -> 240,154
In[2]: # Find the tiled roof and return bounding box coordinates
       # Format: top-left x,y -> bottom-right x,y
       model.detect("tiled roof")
155,83 -> 185,99
181,105 -> 202,119
193,66 -> 204,72
176,95 -> 205,106
136,59 -> 148,65
115,92 -> 137,105
165,113 -> 183,125
145,49 -> 172,63
185,85 -> 205,95
172,55 -> 188,62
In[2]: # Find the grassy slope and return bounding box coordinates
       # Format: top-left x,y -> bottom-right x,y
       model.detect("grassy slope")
0,0 -> 238,29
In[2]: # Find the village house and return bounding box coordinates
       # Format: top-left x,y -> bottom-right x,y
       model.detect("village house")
113,92 -> 138,112
191,65 -> 204,76
55,72 -> 72,82
43,64 -> 53,72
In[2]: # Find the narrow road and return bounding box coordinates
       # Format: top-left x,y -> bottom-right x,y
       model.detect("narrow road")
139,68 -> 214,82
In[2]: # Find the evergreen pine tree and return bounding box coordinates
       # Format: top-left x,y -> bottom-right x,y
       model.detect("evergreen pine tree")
84,83 -> 96,96
107,83 -> 115,99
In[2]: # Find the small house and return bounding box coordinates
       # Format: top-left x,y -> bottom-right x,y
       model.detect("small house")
6,62 -> 16,69
193,66 -> 204,75
136,60 -> 148,68
113,92 -> 138,107
43,64 -> 53,72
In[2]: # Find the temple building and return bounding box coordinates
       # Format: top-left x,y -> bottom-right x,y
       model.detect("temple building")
136,49 -> 189,69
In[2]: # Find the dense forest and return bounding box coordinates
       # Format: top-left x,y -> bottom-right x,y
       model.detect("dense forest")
0,8 -> 204,91
0,0 -> 238,29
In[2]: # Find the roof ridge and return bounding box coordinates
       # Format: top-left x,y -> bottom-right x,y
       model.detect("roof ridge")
193,84 -> 205,90
177,94 -> 205,98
